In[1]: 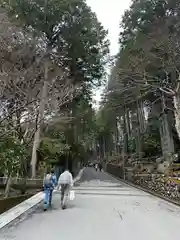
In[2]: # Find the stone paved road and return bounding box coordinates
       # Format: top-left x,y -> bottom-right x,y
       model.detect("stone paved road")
1,168 -> 180,239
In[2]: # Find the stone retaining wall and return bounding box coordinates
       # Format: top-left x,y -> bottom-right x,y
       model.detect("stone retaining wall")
133,174 -> 180,201
106,164 -> 124,179
106,164 -> 180,202
0,194 -> 32,214
0,178 -> 43,191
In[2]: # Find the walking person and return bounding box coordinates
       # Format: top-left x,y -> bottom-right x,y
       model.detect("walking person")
99,162 -> 102,172
49,170 -> 57,206
43,170 -> 57,211
58,168 -> 73,209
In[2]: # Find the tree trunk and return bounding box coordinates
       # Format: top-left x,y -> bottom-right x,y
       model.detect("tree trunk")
4,174 -> 12,198
125,110 -> 131,138
122,112 -> 128,155
31,128 -> 40,178
159,93 -> 174,159
115,117 -> 120,154
31,61 -> 48,178
135,99 -> 143,155
173,94 -> 180,140
102,136 -> 106,159
136,127 -> 142,154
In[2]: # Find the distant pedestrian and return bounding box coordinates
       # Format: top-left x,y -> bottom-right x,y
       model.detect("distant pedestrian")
99,163 -> 102,172
43,170 -> 57,211
95,163 -> 98,171
58,168 -> 73,209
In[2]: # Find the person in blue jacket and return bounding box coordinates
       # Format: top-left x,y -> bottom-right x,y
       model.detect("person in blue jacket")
49,170 -> 57,205
43,170 -> 57,211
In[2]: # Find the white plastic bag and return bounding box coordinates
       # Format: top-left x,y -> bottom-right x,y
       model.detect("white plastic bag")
69,190 -> 75,201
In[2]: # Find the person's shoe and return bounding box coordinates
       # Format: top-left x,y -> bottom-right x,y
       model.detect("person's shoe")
44,201 -> 48,211
62,205 -> 66,210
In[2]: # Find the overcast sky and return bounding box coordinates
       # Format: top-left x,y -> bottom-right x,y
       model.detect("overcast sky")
86,0 -> 132,107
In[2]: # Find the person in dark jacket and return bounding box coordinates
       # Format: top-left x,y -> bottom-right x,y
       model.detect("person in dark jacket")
99,163 -> 102,172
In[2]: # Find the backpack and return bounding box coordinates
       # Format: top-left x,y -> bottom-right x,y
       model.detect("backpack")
44,173 -> 52,186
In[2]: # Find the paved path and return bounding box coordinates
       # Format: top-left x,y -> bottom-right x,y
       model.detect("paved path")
1,168 -> 180,239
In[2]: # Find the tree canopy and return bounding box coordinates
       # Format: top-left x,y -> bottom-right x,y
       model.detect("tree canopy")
0,0 -> 109,188
97,0 -> 180,162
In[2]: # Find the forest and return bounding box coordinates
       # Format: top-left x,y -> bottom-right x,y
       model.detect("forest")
0,0 -> 109,197
1,0 -> 180,201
